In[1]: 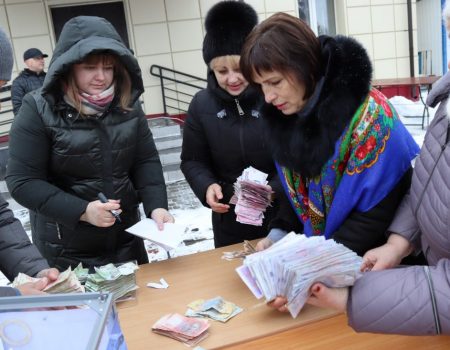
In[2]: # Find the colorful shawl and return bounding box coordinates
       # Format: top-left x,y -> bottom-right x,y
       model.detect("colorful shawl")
277,88 -> 420,238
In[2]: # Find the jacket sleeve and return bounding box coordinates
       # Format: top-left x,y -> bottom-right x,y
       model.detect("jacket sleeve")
180,95 -> 219,206
130,105 -> 168,217
387,190 -> 422,248
348,259 -> 450,335
0,194 -> 49,281
6,94 -> 89,229
332,167 -> 412,256
11,77 -> 26,116
0,287 -> 20,297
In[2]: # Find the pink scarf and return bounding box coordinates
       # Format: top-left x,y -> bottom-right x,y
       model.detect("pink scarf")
64,84 -> 115,116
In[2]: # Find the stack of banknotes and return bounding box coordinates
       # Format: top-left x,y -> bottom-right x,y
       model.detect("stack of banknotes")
236,233 -> 363,318
230,166 -> 273,226
185,296 -> 243,322
152,313 -> 210,346
11,267 -> 84,293
84,262 -> 139,301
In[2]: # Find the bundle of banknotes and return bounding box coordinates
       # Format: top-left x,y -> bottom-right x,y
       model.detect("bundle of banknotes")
230,166 -> 273,226
84,262 -> 139,301
185,296 -> 243,322
236,233 -> 363,318
11,267 -> 84,293
152,313 -> 210,346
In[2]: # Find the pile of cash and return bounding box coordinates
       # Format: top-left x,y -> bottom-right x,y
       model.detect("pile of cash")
222,240 -> 257,260
84,262 -> 139,301
11,267 -> 84,293
185,296 -> 243,322
152,313 -> 209,346
230,166 -> 273,226
236,233 -> 363,318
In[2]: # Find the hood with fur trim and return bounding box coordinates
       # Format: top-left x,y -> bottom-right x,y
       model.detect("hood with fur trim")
262,35 -> 372,178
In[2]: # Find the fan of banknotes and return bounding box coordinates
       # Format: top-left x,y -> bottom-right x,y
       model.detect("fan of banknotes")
230,166 -> 273,226
152,313 -> 210,346
11,267 -> 84,293
236,233 -> 363,318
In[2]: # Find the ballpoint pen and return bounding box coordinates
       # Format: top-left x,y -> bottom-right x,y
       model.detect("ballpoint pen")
98,192 -> 122,223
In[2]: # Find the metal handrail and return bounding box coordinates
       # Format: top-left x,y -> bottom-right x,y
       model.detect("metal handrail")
150,64 -> 207,120
0,84 -> 13,137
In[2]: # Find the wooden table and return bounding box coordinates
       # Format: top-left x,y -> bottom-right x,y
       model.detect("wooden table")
372,76 -> 441,129
117,243 -> 450,349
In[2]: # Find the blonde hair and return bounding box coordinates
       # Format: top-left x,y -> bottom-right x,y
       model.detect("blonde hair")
444,0 -> 450,33
65,53 -> 132,116
209,55 -> 241,71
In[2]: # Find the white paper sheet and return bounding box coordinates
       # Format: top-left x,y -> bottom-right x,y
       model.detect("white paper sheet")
126,218 -> 185,251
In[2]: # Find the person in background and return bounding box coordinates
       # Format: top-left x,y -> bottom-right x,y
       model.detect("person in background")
181,1 -> 280,248
239,13 -> 419,257
288,2 -> 450,335
11,47 -> 47,116
6,16 -> 173,271
0,27 -> 59,297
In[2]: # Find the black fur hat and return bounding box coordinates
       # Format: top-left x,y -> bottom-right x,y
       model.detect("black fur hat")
202,1 -> 258,64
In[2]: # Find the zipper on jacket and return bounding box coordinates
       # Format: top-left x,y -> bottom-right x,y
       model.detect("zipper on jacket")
56,222 -> 62,240
423,265 -> 441,334
235,99 -> 244,116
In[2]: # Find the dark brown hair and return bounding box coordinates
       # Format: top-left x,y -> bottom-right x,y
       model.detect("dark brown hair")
240,12 -> 322,98
65,53 -> 132,115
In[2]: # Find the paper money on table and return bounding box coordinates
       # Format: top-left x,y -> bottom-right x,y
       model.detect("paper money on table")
236,233 -> 363,318
185,296 -> 243,322
11,267 -> 84,293
84,262 -> 139,301
230,167 -> 274,226
152,313 -> 209,347
126,218 -> 185,251
222,240 -> 257,260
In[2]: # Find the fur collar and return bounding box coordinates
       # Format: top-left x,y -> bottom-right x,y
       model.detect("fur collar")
263,35 -> 372,178
206,67 -> 262,111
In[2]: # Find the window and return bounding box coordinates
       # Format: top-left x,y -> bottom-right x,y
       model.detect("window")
298,0 -> 336,36
50,1 -> 129,48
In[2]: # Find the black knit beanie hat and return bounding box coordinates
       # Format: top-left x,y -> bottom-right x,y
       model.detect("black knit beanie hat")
202,1 -> 258,65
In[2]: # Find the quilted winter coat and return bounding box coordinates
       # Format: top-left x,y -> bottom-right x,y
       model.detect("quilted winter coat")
347,73 -> 450,335
5,16 -> 167,270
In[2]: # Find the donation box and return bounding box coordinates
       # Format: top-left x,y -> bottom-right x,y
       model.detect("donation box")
0,292 -> 126,350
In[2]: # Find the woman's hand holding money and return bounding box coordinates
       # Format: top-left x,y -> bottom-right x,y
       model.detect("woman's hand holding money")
306,283 -> 348,312
267,296 -> 289,312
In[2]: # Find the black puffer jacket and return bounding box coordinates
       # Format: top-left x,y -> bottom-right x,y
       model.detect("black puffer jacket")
181,69 -> 280,247
11,69 -> 46,116
6,16 -> 167,270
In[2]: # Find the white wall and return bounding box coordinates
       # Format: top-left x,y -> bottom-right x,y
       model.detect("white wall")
336,0 -> 419,80
0,0 -> 432,126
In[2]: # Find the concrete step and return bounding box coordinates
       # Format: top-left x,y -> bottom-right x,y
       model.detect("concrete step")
159,149 -> 181,166
154,135 -> 182,152
163,163 -> 184,183
150,123 -> 181,139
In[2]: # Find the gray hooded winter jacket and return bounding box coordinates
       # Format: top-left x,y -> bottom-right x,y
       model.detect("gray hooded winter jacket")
347,73 -> 450,335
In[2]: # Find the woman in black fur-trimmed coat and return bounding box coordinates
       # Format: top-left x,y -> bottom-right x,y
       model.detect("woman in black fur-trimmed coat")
181,1 -> 280,248
240,13 -> 420,257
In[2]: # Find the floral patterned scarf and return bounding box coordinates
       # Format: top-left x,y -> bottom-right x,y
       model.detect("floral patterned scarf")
277,88 -> 420,238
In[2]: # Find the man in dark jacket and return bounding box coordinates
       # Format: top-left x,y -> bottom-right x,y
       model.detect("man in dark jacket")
11,47 -> 47,116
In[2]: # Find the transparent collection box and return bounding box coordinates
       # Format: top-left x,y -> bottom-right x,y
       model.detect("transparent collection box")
0,292 -> 127,350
